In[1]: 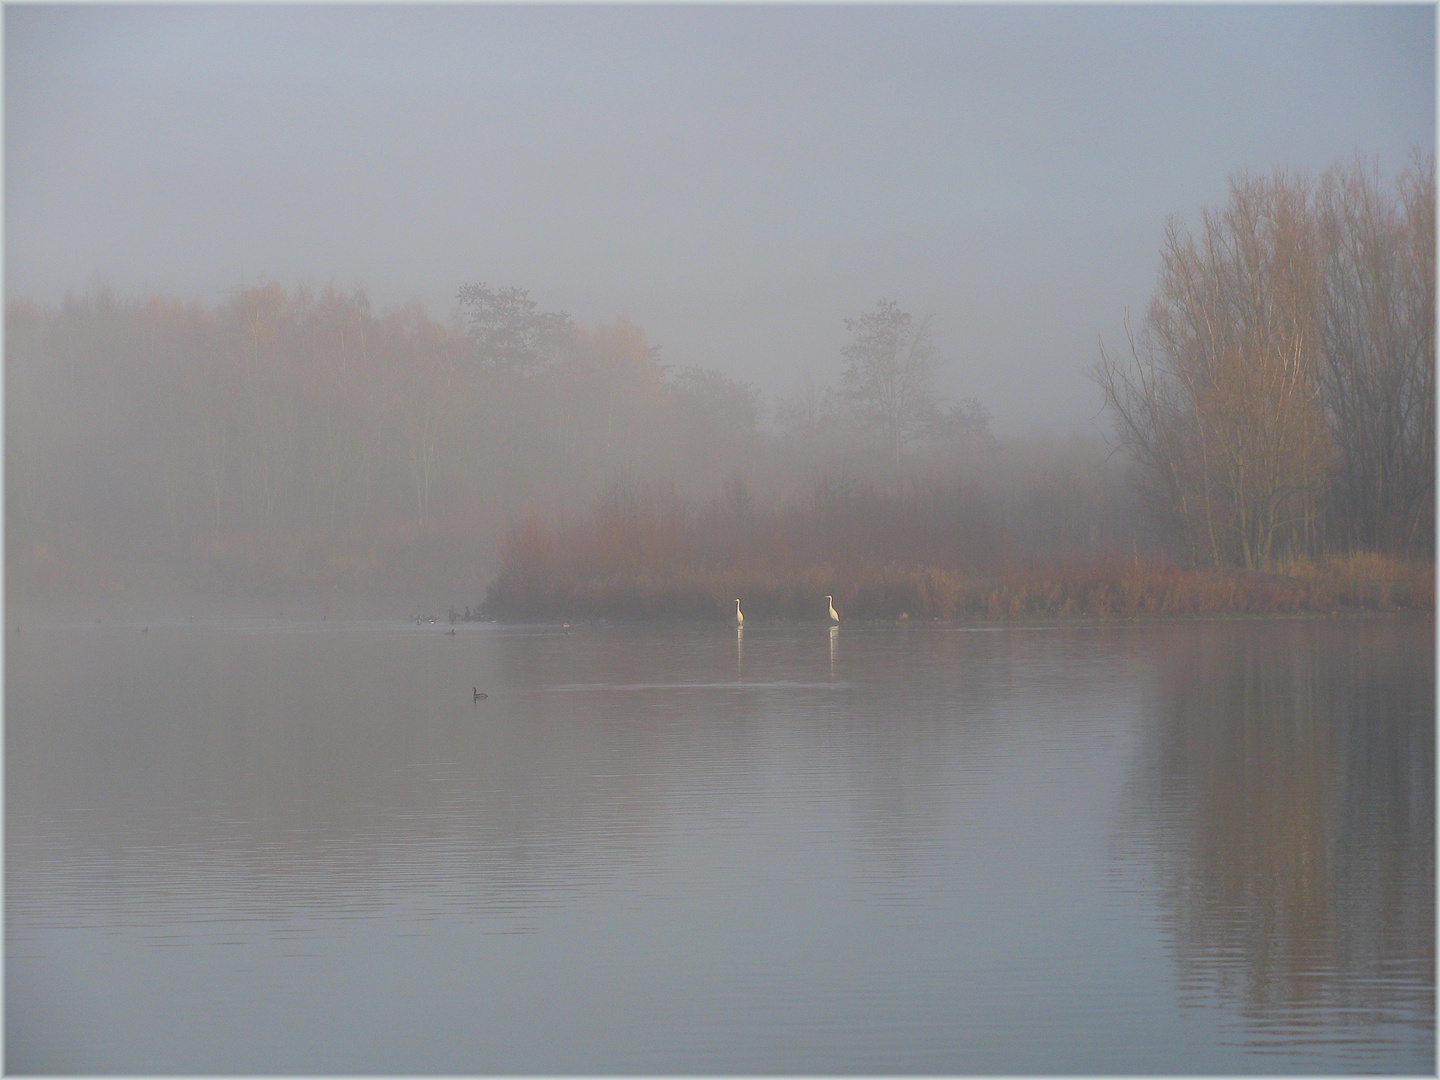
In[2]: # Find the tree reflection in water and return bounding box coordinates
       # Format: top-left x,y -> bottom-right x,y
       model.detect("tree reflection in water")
1118,616 -> 1434,1056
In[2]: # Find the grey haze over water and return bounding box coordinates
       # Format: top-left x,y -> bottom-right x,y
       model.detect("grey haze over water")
5,4 -> 1434,433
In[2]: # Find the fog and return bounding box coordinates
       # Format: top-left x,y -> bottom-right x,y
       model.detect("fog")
5,5 -> 1434,612
9,6 -> 1432,430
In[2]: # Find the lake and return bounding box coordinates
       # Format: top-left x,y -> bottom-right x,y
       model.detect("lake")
6,613 -> 1433,1073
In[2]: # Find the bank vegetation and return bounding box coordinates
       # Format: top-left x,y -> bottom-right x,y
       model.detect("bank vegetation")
480,480 -> 1431,622
6,152 -> 1432,618
1095,153 -> 1434,569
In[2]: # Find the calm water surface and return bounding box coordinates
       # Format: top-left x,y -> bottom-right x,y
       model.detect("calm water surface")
6,614 -> 1434,1073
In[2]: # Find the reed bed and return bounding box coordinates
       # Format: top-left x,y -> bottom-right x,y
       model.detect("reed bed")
480,493 -> 1433,622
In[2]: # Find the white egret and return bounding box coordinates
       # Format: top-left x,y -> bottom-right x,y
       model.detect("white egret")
735,599 -> 744,626
827,595 -> 840,623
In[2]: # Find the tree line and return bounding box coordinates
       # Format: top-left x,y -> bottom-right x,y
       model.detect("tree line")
8,150 -> 1428,608
6,281 -> 1026,603
5,282 -> 766,599
1095,153 -> 1435,569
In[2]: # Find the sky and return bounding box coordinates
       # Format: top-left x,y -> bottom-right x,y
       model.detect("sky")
5,4 -> 1435,435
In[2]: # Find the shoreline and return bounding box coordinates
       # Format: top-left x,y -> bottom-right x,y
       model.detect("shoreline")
478,556 -> 1435,624
474,610 -> 1434,633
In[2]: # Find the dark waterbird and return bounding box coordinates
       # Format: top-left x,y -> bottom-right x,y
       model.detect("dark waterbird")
473,688 -> 488,701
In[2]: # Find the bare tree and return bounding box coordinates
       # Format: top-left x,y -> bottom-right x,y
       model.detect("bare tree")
456,283 -> 574,373
840,299 -> 940,470
1316,153 -> 1435,556
1094,315 -> 1195,554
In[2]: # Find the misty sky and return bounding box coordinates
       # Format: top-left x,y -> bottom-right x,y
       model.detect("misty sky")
6,4 -> 1434,434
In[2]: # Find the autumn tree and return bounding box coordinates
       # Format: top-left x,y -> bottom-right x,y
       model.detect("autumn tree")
1099,153 -> 1436,567
1097,170 -> 1332,569
378,300 -> 459,527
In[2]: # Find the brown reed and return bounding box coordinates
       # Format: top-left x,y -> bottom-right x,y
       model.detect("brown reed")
481,496 -> 1434,621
